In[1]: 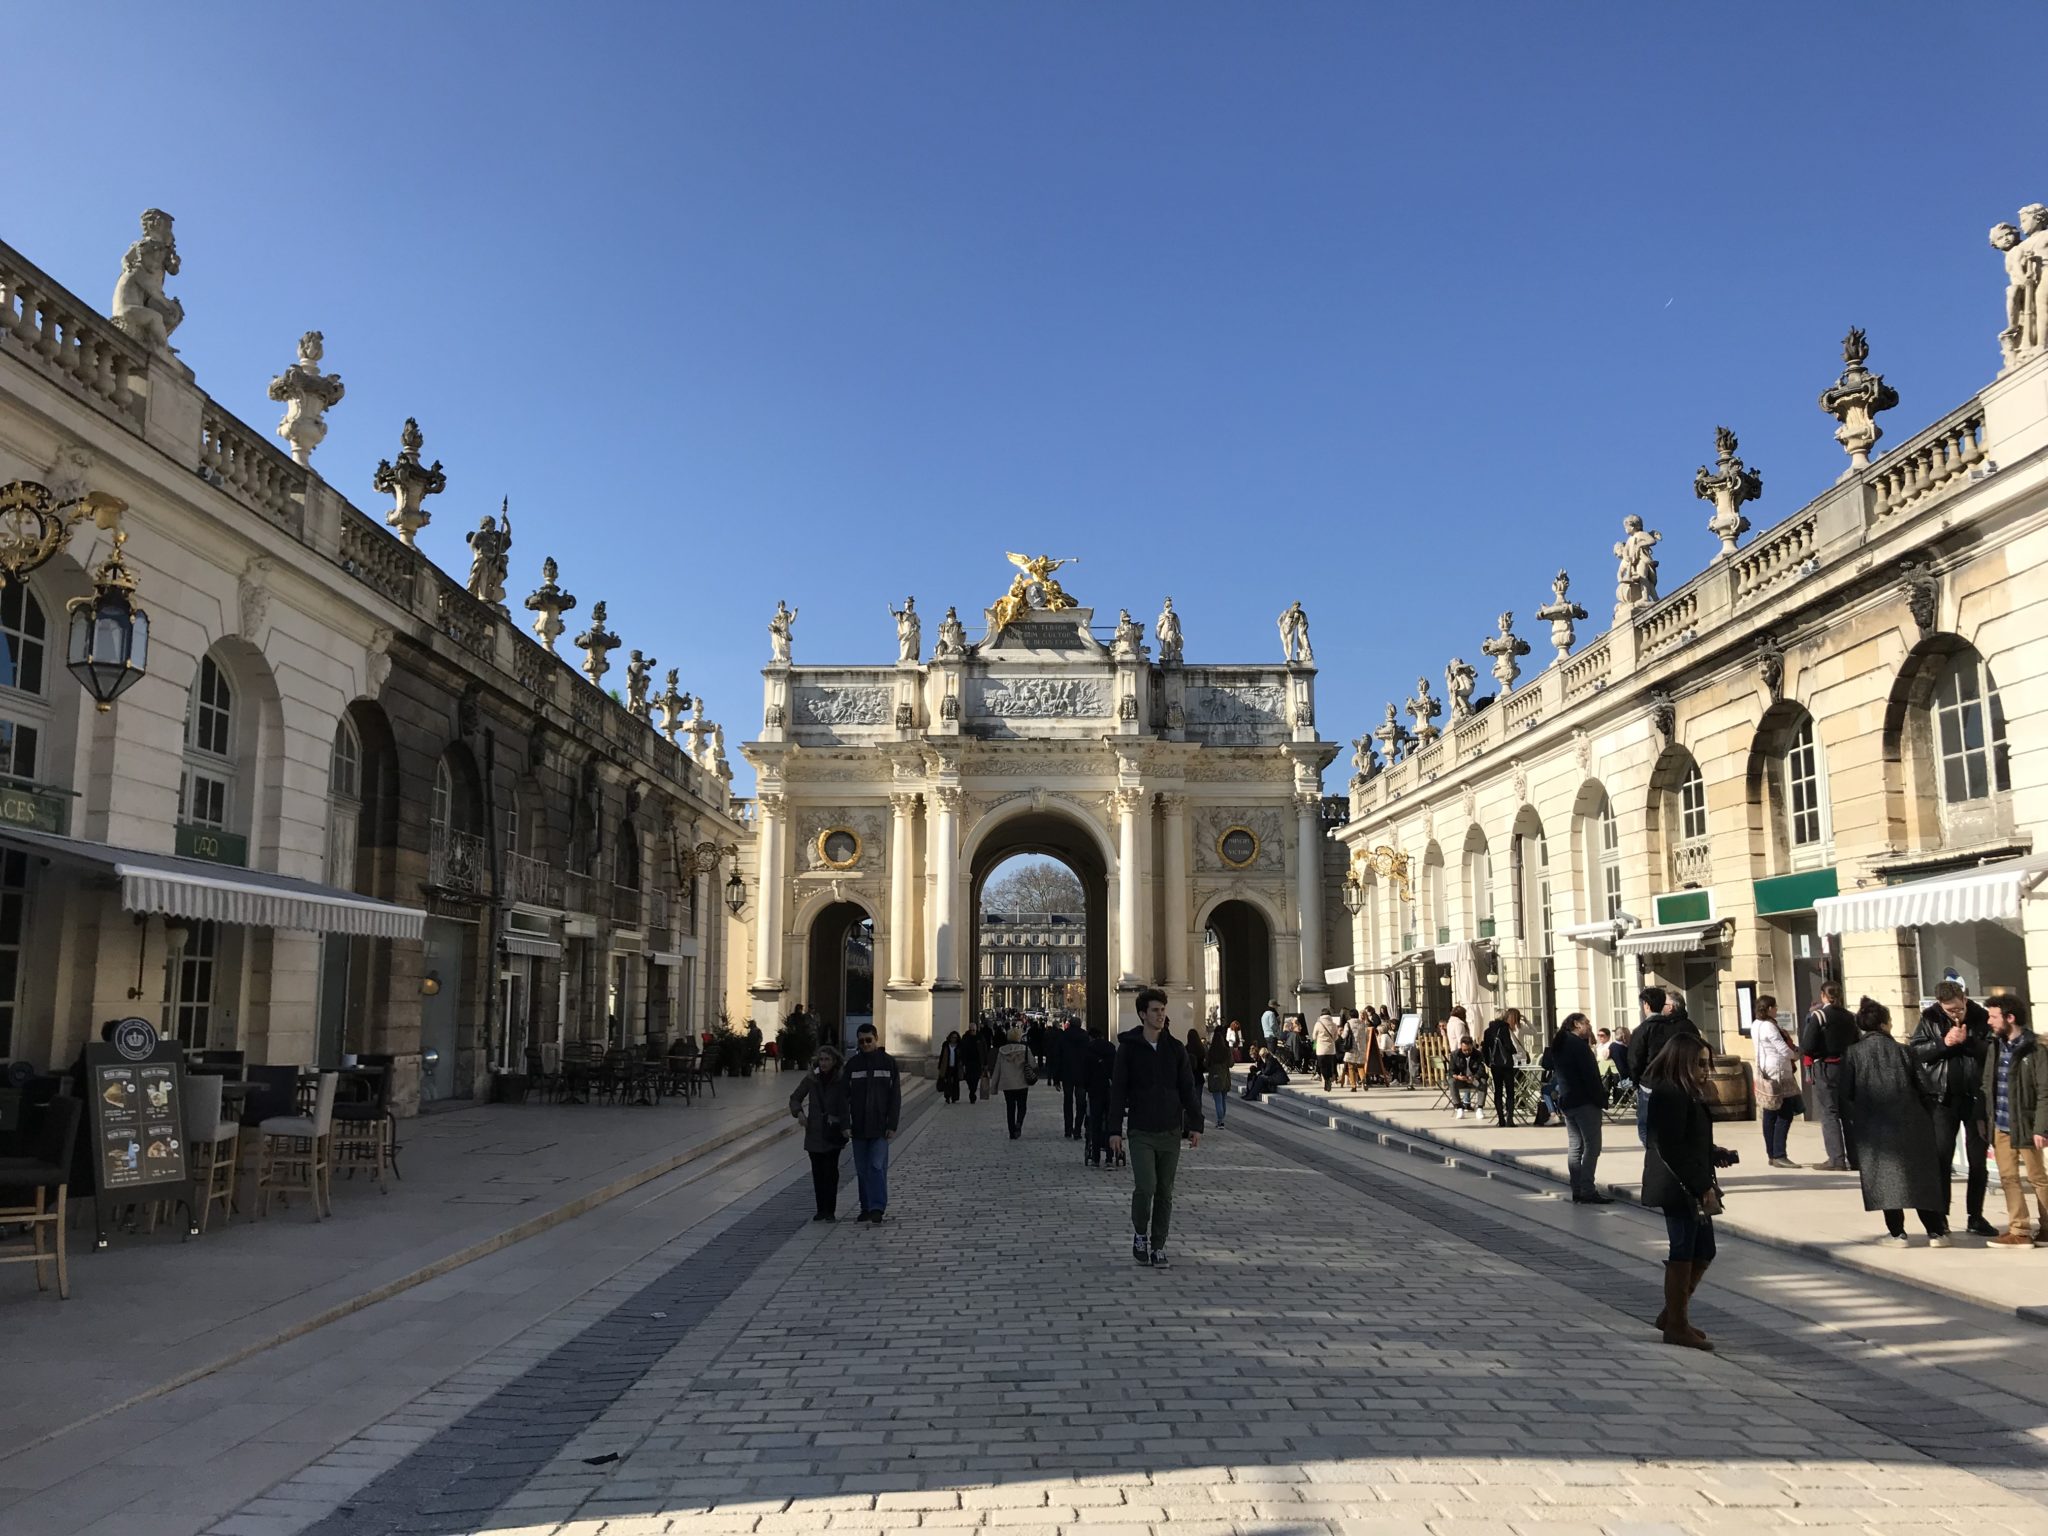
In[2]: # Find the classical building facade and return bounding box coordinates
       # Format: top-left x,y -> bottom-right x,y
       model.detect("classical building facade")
0,216 -> 744,1109
975,911 -> 1085,1015
731,572 -> 1344,1058
1335,204 -> 2048,1053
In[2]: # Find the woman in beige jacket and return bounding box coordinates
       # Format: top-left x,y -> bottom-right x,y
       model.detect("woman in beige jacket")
993,1026 -> 1036,1140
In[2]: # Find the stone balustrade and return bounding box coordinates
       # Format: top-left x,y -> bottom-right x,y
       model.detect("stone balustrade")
1730,510 -> 1819,609
1636,590 -> 1699,662
1870,402 -> 1986,524
1504,687 -> 1544,731
0,245 -> 147,427
1411,739 -> 1443,779
1560,638 -> 1611,701
338,508 -> 417,608
434,579 -> 498,663
200,403 -> 306,531
512,635 -> 556,700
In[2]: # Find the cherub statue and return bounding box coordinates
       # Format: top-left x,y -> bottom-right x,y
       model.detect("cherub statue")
465,500 -> 513,609
2016,204 -> 2048,362
768,599 -> 797,664
990,573 -> 1032,634
625,650 -> 656,718
1350,732 -> 1381,781
110,208 -> 183,351
1111,608 -> 1144,660
1445,657 -> 1478,720
935,605 -> 968,659
1155,597 -> 1184,664
1405,674 -> 1442,744
1614,515 -> 1662,608
1278,600 -> 1313,664
888,596 -> 920,663
266,331 -> 345,465
684,695 -> 710,762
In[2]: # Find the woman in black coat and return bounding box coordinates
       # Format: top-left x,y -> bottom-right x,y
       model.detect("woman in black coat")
1640,1031 -> 1736,1352
788,1045 -> 851,1221
937,1030 -> 963,1104
1839,998 -> 1950,1245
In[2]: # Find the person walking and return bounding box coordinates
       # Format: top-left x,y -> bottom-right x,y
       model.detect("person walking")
845,1024 -> 901,1224
1799,981 -> 1860,1171
957,1023 -> 985,1106
788,1044 -> 851,1220
1481,1009 -> 1521,1126
1982,995 -> 2048,1247
1751,995 -> 1803,1168
1909,980 -> 1998,1238
1628,987 -> 1700,1143
993,1025 -> 1035,1139
1544,1013 -> 1610,1203
1107,987 -> 1203,1268
1057,1015 -> 1089,1140
1205,1024 -> 1234,1129
1840,998 -> 1950,1247
1311,1008 -> 1343,1090
1083,1020 -> 1118,1167
1641,1031 -> 1736,1350
936,1030 -> 963,1105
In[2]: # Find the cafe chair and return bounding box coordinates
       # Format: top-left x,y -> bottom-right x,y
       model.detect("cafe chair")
182,1071 -> 239,1232
255,1071 -> 337,1220
330,1063 -> 393,1192
0,1095 -> 84,1298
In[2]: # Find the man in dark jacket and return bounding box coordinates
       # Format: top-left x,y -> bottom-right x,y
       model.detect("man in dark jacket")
1799,982 -> 1860,1171
1057,1017 -> 1089,1139
1982,995 -> 2048,1246
1909,980 -> 1997,1237
845,1024 -> 901,1223
957,1023 -> 985,1105
1107,988 -> 1202,1268
1628,988 -> 1700,1144
1081,1022 -> 1118,1167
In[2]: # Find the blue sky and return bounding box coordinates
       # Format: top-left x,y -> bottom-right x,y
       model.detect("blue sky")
13,3 -> 2037,792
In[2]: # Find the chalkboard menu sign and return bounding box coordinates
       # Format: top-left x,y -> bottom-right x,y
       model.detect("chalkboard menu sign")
84,1018 -> 195,1245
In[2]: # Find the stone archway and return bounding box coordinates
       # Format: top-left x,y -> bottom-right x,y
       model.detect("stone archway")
1204,897 -> 1274,1044
804,899 -> 876,1055
967,810 -> 1111,1034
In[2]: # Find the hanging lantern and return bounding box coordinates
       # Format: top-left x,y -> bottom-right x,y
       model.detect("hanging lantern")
66,529 -> 149,711
724,869 -> 747,916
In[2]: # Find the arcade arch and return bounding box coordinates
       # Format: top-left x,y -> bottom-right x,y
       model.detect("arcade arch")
966,809 -> 1110,1034
1202,893 -> 1276,1044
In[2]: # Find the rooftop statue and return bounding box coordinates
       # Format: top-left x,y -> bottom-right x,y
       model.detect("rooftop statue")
466,499 -> 512,610
1444,657 -> 1478,719
373,417 -> 447,547
625,649 -> 655,718
1405,674 -> 1442,745
525,556 -> 577,652
768,599 -> 797,664
1993,203 -> 2048,369
266,331 -> 345,466
934,605 -> 968,659
889,595 -> 920,663
1533,569 -> 1589,663
1155,597 -> 1184,664
1693,425 -> 1763,559
990,553 -> 1081,635
1614,514 -> 1662,611
1278,600 -> 1313,665
110,208 -> 183,352
1481,611 -> 1532,692
1110,608 -> 1144,660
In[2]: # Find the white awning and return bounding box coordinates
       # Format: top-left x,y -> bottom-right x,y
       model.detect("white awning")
1615,919 -> 1728,957
1558,918 -> 1631,953
0,825 -> 424,939
1816,853 -> 2048,936
650,951 -> 691,969
502,932 -> 562,959
1322,966 -> 1352,985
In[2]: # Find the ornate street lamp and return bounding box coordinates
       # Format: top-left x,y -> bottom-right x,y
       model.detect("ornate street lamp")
724,869 -> 746,917
0,480 -> 148,711
1341,874 -> 1365,915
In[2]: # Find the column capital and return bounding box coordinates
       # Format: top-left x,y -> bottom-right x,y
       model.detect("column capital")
757,791 -> 787,819
1156,791 -> 1187,814
889,790 -> 922,815
1293,789 -> 1323,816
1111,786 -> 1147,818
933,785 -> 965,815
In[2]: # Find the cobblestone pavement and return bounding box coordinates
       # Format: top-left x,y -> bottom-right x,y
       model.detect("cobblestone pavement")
208,1082 -> 2048,1536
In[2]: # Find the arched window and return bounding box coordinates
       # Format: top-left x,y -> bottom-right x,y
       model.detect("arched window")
1465,834 -> 1495,938
430,757 -> 453,838
1933,651 -> 2010,812
615,821 -> 640,891
1784,716 -> 1831,863
326,716 -> 362,887
1513,820 -> 1552,957
1596,794 -> 1628,1033
0,582 -> 49,784
1678,763 -> 1708,842
179,656 -> 235,830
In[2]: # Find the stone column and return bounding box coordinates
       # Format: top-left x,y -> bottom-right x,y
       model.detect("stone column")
929,787 -> 962,987
1115,787 -> 1145,987
1160,793 -> 1189,988
1296,791 -> 1325,994
887,791 -> 920,986
753,792 -> 786,990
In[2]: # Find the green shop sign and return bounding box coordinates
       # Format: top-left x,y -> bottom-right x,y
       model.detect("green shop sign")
1753,867 -> 1839,917
0,784 -> 70,836
1653,888 -> 1713,926
175,823 -> 247,867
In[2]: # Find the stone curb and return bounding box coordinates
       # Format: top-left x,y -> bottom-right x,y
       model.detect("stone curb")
1246,1079 -> 2048,1329
21,1102 -> 800,1454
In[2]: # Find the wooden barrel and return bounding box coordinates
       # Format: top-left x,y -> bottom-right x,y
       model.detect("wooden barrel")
1701,1055 -> 1754,1121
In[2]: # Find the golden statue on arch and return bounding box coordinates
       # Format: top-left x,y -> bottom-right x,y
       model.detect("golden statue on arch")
990,551 -> 1081,634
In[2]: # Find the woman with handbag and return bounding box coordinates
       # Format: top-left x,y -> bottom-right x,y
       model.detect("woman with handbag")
993,1025 -> 1036,1139
937,1030 -> 963,1105
1751,995 -> 1803,1168
1641,1032 -> 1739,1351
789,1045 -> 851,1221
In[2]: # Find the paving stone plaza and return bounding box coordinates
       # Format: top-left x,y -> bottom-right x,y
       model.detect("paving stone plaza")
129,1083 -> 2042,1536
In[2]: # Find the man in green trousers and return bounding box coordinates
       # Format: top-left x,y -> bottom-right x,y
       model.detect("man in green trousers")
1107,987 -> 1203,1269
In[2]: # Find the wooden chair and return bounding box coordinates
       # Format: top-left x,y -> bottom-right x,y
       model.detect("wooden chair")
329,1065 -> 392,1192
0,1095 -> 83,1298
255,1072 -> 337,1219
181,1071 -> 238,1233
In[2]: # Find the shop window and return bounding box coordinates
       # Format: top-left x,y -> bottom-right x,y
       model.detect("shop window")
174,920 -> 220,1049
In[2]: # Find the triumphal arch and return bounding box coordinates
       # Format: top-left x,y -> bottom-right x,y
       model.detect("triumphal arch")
738,557 -> 1340,1058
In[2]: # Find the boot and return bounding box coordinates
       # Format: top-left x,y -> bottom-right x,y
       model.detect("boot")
1659,1262 -> 1712,1350
1684,1260 -> 1713,1349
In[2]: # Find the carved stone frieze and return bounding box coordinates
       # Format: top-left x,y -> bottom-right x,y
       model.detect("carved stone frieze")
795,685 -> 891,728
973,675 -> 1109,719
1182,684 -> 1287,746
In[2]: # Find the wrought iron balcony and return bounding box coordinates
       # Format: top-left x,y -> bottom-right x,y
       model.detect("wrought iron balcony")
1671,837 -> 1713,886
503,849 -> 560,909
429,825 -> 487,895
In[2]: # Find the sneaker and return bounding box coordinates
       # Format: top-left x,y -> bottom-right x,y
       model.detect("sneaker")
1967,1215 -> 2000,1238
1131,1232 -> 1150,1265
1928,1232 -> 1953,1248
1991,1232 -> 2035,1248
855,1211 -> 874,1224
1768,1157 -> 1798,1169
868,1210 -> 887,1225
1809,1160 -> 1849,1171
1878,1233 -> 1910,1248
1148,1249 -> 1169,1269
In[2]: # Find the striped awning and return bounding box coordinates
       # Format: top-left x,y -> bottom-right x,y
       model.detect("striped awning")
1558,918 -> 1631,953
1816,853 -> 2048,936
0,825 -> 424,939
502,932 -> 562,959
1615,919 -> 1728,957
